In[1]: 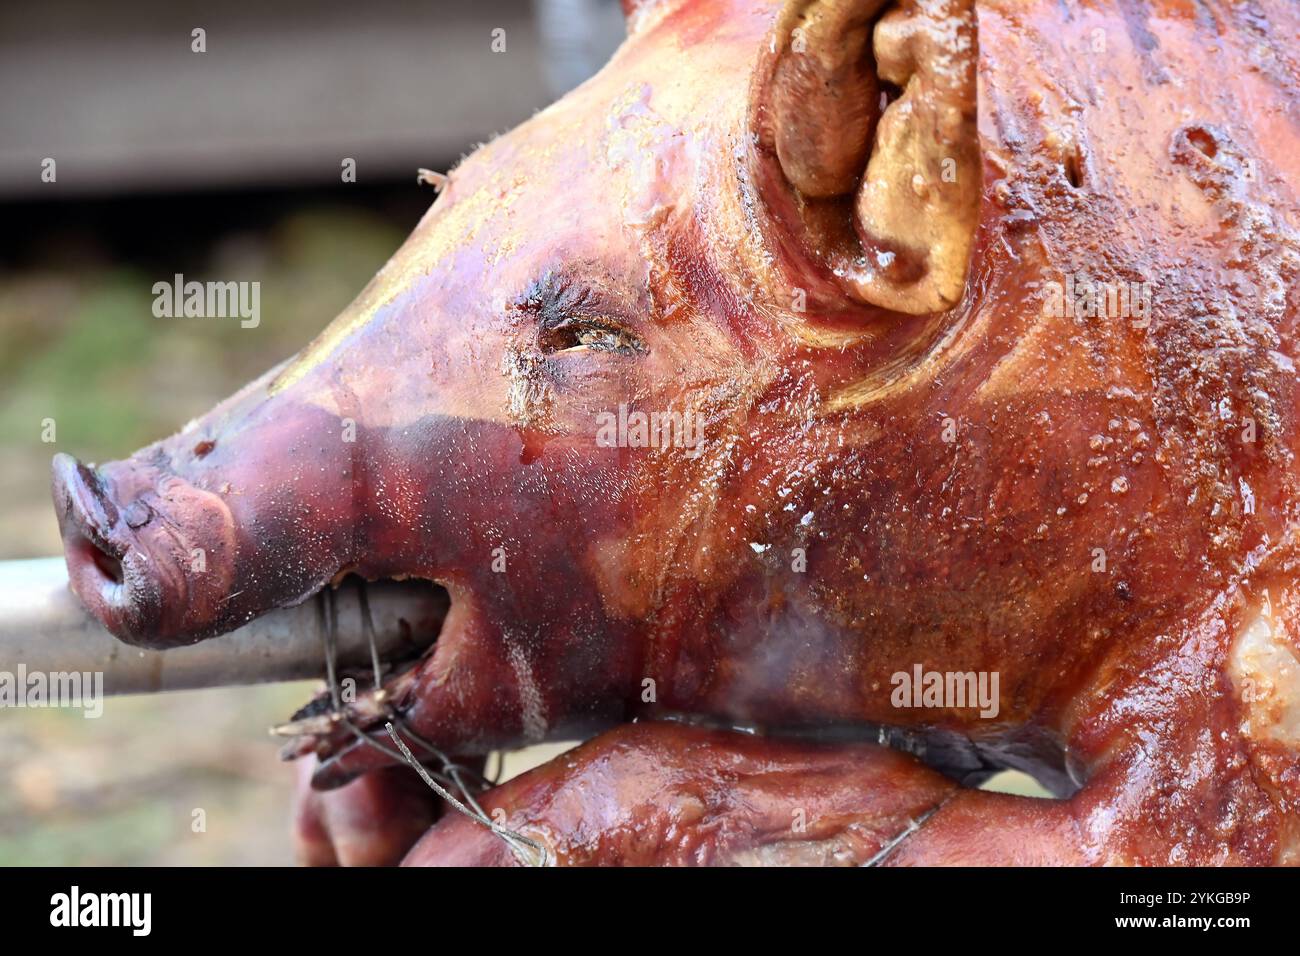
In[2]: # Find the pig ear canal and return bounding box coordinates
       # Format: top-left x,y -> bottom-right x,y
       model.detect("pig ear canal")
757,0 -> 980,316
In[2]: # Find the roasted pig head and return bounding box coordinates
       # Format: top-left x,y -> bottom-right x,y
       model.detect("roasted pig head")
54,0 -> 1300,863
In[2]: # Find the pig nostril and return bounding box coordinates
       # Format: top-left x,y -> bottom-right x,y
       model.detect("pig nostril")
87,540 -> 124,585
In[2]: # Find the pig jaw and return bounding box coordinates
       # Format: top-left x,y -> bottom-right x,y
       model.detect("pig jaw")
51,362 -> 646,763
282,412 -> 652,787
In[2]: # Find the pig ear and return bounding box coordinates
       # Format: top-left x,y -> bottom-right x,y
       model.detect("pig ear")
752,0 -> 980,315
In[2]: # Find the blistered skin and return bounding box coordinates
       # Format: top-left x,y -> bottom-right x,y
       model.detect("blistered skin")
55,0 -> 1300,864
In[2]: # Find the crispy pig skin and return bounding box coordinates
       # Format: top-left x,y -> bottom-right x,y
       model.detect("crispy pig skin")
58,0 -> 1300,864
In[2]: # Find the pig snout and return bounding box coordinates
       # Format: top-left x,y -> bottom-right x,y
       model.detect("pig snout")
52,452 -> 237,647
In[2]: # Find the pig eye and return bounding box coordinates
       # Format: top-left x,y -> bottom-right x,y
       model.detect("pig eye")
516,270 -> 646,356
540,318 -> 646,357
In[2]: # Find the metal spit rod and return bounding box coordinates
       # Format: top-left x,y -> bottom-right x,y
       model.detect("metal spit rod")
0,558 -> 443,696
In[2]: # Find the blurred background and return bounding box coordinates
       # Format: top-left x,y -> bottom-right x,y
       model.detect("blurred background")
0,0 -> 622,865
